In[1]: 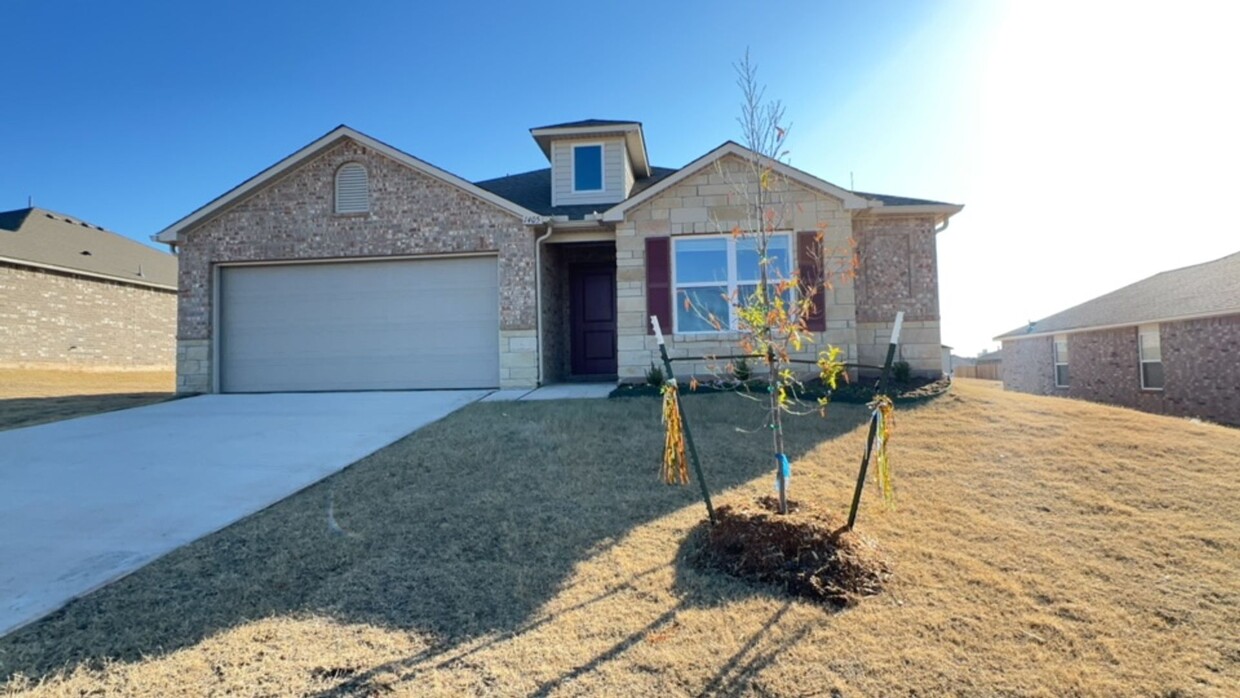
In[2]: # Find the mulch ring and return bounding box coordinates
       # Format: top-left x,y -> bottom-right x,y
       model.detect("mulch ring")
689,496 -> 891,608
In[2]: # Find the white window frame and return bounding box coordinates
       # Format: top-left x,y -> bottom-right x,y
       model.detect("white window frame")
571,143 -> 605,193
1053,334 -> 1070,388
1138,324 -> 1164,391
334,162 -> 369,214
672,232 -> 794,335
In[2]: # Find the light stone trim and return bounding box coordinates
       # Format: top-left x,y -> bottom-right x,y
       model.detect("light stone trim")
611,159 -> 862,384
500,329 -> 538,389
176,339 -> 212,393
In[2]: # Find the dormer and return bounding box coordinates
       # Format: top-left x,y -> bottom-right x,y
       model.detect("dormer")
530,120 -> 651,207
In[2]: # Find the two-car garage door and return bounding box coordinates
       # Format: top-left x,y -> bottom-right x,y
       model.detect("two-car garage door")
219,256 -> 500,392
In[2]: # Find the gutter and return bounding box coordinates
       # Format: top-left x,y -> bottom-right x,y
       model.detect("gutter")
994,307 -> 1240,342
0,254 -> 177,292
533,221 -> 554,385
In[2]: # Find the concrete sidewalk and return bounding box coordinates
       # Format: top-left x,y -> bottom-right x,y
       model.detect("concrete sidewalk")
481,383 -> 614,401
0,390 -> 484,637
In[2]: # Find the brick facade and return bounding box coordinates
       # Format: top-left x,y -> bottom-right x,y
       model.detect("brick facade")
854,215 -> 939,323
175,138 -> 534,392
1000,335 -> 1059,396
853,215 -> 941,376
0,262 -> 175,369
1001,313 -> 1240,426
171,134 -> 948,393
610,155 -> 943,382
1162,315 -> 1240,425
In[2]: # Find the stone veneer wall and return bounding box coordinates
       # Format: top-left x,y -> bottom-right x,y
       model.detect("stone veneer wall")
612,155 -> 859,383
853,215 -> 942,376
1001,313 -> 1239,426
174,137 -> 534,392
1,262 -> 175,369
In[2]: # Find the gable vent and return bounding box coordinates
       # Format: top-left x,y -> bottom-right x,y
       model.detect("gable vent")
335,163 -> 370,214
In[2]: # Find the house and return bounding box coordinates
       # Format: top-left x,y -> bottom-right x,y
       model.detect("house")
154,122 -> 962,394
996,251 -> 1240,426
0,207 -> 177,370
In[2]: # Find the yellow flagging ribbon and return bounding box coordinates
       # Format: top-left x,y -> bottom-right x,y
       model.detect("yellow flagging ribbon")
869,394 -> 896,506
660,381 -> 689,485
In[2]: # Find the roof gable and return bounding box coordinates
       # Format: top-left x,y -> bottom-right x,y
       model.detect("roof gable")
1,207 -> 177,289
155,126 -> 540,244
995,251 -> 1240,340
601,141 -> 872,222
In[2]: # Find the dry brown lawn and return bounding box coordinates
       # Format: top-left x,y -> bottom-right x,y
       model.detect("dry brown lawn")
1,379 -> 1237,696
0,368 -> 174,431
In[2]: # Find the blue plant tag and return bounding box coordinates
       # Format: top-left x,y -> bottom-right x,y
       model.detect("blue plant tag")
775,452 -> 792,490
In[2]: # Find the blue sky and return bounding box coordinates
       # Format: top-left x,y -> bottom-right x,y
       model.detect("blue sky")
4,1 -> 1237,355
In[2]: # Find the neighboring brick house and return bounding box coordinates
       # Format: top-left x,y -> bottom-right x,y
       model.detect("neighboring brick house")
0,207 -> 177,370
996,251 -> 1240,426
154,122 -> 962,393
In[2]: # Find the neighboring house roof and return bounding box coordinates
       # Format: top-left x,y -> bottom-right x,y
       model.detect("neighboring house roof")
474,166 -> 678,220
995,251 -> 1240,340
154,125 -> 542,245
0,207 -> 177,290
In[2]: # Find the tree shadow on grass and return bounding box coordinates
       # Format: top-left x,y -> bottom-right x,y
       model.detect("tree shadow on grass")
0,392 -> 869,685
0,393 -> 173,431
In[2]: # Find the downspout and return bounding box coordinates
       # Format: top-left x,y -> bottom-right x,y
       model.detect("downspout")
934,217 -> 951,234
533,222 -> 554,386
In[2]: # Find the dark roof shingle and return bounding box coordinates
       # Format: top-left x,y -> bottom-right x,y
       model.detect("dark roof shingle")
996,251 -> 1240,340
852,191 -> 954,207
530,119 -> 641,130
474,167 -> 678,220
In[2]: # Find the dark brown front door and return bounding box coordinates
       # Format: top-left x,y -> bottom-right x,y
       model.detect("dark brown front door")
570,264 -> 617,376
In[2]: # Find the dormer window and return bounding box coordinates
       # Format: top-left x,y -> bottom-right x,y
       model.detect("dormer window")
335,163 -> 369,214
572,144 -> 604,192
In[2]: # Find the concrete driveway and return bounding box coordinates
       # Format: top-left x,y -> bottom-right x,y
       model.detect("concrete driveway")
0,390 -> 485,637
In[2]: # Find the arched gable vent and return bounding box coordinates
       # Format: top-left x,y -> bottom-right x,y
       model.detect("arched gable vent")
335,163 -> 370,214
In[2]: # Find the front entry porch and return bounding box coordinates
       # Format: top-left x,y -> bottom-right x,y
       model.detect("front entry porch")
540,241 -> 617,384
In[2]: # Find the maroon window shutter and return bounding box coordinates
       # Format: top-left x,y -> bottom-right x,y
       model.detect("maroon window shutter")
646,236 -> 671,335
797,231 -> 827,331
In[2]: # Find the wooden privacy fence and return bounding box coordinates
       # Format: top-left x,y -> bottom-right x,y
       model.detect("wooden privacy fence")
955,363 -> 1001,380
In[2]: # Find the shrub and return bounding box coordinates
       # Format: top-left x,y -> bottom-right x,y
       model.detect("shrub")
646,362 -> 665,387
733,357 -> 752,382
892,361 -> 911,385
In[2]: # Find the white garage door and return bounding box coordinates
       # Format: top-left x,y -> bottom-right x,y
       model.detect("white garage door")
219,256 -> 500,392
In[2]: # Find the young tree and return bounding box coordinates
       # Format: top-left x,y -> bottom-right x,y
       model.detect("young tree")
682,52 -> 854,514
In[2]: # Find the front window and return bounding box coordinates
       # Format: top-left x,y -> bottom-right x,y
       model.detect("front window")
1139,324 -> 1164,390
1053,335 -> 1070,387
673,234 -> 792,333
572,144 -> 603,192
